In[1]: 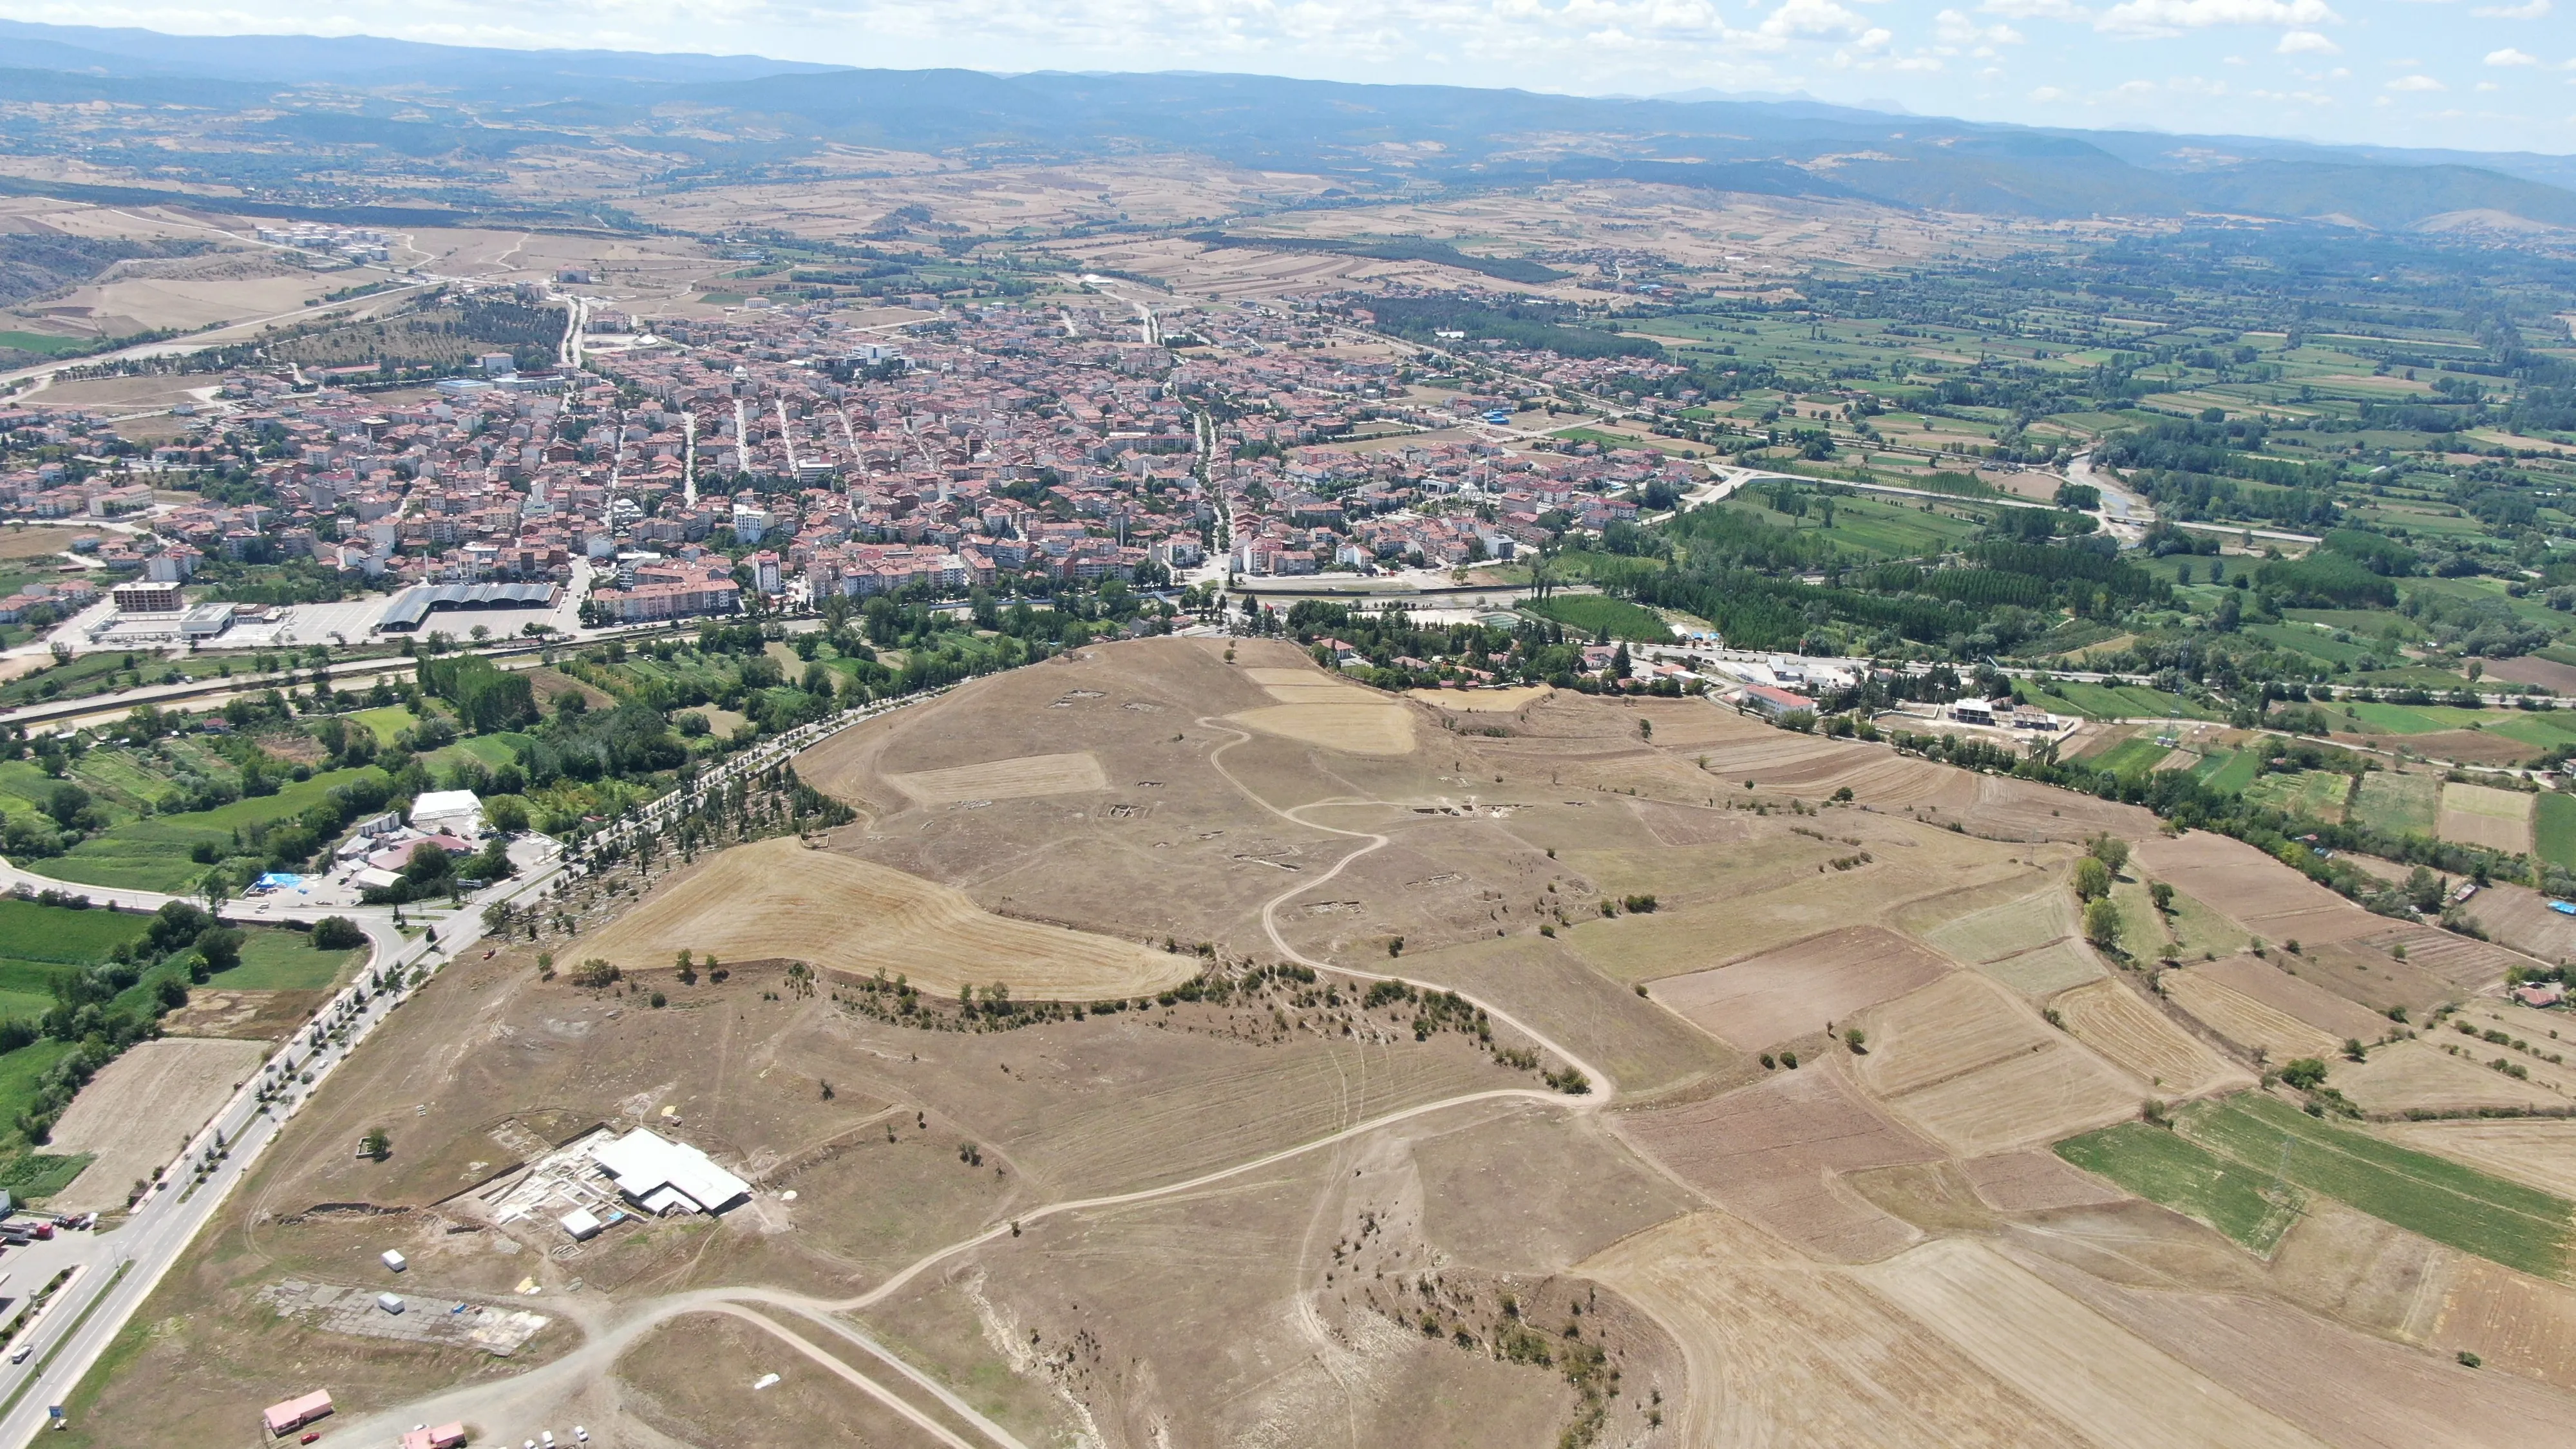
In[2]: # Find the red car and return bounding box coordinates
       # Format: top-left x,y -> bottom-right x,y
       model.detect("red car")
300,1435 -> 321,1444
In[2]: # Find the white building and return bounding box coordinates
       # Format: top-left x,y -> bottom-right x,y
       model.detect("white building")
408,789 -> 484,838
589,1128 -> 750,1217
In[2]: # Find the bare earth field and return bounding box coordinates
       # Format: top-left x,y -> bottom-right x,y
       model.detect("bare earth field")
46,1036 -> 269,1213
882,750 -> 1108,805
2047,977 -> 2249,1098
1649,925 -> 1951,1052
2438,782 -> 2536,855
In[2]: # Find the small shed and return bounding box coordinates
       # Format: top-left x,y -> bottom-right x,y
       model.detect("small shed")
263,1390 -> 334,1437
557,1207 -> 603,1241
381,1249 -> 408,1272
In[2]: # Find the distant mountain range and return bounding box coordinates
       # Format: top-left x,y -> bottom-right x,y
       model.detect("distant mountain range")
2,19 -> 2573,234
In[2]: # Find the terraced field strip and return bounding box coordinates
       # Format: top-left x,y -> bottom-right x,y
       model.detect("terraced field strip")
2177,1093 -> 2574,1280
2056,1122 -> 2303,1255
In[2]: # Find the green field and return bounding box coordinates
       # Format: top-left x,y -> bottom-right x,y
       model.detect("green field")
2177,1094 -> 2573,1279
2087,736 -> 2174,777
2539,792 -> 2576,873
1519,593 -> 1673,643
207,927 -> 366,992
2195,750 -> 2262,795
2056,1121 -> 2304,1255
29,766 -> 387,893
2034,681 -> 2212,721
2353,771 -> 2443,839
1714,492 -> 1990,561
2240,769 -> 2352,822
0,332 -> 90,356
0,900 -> 148,965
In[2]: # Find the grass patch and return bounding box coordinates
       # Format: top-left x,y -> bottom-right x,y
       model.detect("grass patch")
0,1153 -> 93,1200
2240,769 -> 2351,823
2538,791 -> 2576,874
29,766 -> 386,894
0,331 -> 90,356
1519,593 -> 1672,643
2177,1093 -> 2573,1280
2197,750 -> 2262,796
207,927 -> 363,992
0,900 -> 145,966
2056,1121 -> 2303,1255
2352,772 -> 2442,838
2090,736 -> 2174,778
2032,681 -> 2212,721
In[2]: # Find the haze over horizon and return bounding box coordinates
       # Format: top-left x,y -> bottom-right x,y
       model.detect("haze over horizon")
0,1 -> 2568,156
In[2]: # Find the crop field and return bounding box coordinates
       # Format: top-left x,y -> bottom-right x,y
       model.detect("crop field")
1853,1238 -> 2325,1449
2055,1122 -> 2304,1255
2163,970 -> 2345,1062
46,1037 -> 268,1213
2048,978 -> 2246,1097
1648,925 -> 1950,1052
1854,972 -> 2137,1155
882,751 -> 1109,805
1913,884 -> 2103,996
1619,1062 -> 1939,1261
2194,954 -> 2392,1041
2032,681 -> 2213,721
2351,772 -> 2443,839
2239,770 -> 2349,824
2436,782 -> 2535,854
2385,1119 -> 2576,1199
1516,592 -> 1672,643
2329,1039 -> 2567,1115
2178,1094 -> 2575,1280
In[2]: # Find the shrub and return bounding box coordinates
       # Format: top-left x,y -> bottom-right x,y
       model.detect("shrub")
569,958 -> 621,989
310,916 -> 366,951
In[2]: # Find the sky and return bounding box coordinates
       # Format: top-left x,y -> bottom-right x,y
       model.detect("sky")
3,0 -> 2572,155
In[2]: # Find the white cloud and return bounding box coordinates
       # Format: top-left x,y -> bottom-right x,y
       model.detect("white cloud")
2476,79 -> 2501,89
1978,0 -> 2091,17
2386,72 -> 2447,90
2472,0 -> 2550,16
2485,46 -> 2541,65
1759,0 -> 1876,39
2029,82 -> 2074,99
1937,7 -> 2025,41
2095,0 -> 2338,35
2277,29 -> 2336,52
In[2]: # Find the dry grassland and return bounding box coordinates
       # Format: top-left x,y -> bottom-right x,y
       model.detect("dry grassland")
1404,684 -> 1553,713
1387,934 -> 1732,1099
883,750 -> 1108,804
1650,926 -> 1951,1052
0,525 -> 90,560
2047,978 -> 2249,1097
1855,1238 -> 2327,1449
2132,832 -> 2389,946
1617,1061 -> 1940,1262
46,1036 -> 269,1212
2330,1039 -> 2568,1115
2385,1119 -> 2576,1198
2164,969 -> 2345,1061
1957,1151 -> 2131,1211
582,836 -> 1196,997
156,987 -> 324,1042
615,1310 -> 954,1448
1582,1211 -> 2094,1448
2422,1256 -> 2576,1395
2438,782 -> 2535,853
